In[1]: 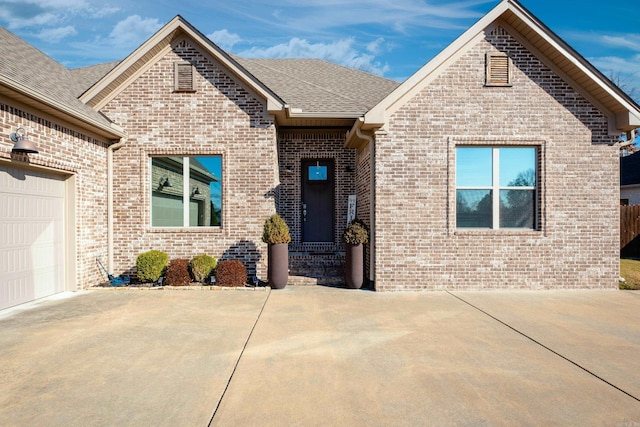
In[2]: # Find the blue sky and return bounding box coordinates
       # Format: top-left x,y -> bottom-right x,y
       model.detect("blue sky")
1,0 -> 638,101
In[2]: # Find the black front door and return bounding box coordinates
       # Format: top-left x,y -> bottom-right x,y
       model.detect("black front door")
302,159 -> 334,242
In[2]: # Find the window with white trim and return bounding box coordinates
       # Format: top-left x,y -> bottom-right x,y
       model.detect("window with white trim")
151,156 -> 222,227
456,147 -> 537,229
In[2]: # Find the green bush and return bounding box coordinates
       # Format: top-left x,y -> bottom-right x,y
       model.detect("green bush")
262,213 -> 291,244
342,218 -> 369,245
215,260 -> 247,287
136,250 -> 169,283
189,253 -> 217,283
165,259 -> 191,286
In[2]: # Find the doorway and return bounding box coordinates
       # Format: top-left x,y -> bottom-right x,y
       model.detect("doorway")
301,159 -> 334,242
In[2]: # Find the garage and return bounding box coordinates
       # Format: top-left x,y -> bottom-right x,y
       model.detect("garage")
0,163 -> 67,310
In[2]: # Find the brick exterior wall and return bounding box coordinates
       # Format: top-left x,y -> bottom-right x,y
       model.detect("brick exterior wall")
355,142 -> 372,282
100,39 -> 278,279
374,26 -> 619,291
0,103 -> 111,289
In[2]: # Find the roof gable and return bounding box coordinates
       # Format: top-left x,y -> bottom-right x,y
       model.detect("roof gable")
80,16 -> 284,114
363,0 -> 640,133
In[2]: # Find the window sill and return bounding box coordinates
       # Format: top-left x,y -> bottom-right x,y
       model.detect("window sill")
454,228 -> 540,236
148,227 -> 223,233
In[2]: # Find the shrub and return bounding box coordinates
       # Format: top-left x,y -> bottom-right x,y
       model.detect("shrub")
136,250 -> 169,283
342,218 -> 369,245
262,213 -> 291,244
165,259 -> 191,286
215,260 -> 247,287
189,253 -> 217,283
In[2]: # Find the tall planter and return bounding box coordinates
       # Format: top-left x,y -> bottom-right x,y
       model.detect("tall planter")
262,214 -> 291,290
268,243 -> 288,289
345,243 -> 364,289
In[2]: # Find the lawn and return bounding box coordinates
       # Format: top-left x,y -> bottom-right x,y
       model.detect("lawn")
620,259 -> 640,290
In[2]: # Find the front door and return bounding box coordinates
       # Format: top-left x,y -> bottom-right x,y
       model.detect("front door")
302,159 -> 334,242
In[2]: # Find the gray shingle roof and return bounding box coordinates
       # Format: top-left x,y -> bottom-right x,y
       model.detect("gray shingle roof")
234,57 -> 400,115
0,27 -> 114,129
70,61 -> 120,97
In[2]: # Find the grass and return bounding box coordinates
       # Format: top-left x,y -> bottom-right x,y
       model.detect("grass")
619,259 -> 640,290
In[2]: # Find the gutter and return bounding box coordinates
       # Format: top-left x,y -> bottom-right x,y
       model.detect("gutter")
107,138 -> 126,272
354,120 -> 376,288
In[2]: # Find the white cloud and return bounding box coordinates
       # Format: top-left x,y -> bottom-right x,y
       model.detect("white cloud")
89,6 -> 120,19
35,25 -> 77,42
367,37 -> 386,55
240,37 -> 390,75
601,34 -> 640,52
207,29 -> 242,50
108,15 -> 162,48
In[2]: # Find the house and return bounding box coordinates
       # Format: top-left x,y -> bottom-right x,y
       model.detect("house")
2,0 -> 640,308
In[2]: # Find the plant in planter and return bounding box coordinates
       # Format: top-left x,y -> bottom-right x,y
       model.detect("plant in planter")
342,219 -> 369,289
262,213 -> 291,289
189,253 -> 217,284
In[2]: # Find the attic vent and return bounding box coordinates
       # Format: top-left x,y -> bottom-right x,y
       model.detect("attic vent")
174,62 -> 195,92
485,53 -> 512,87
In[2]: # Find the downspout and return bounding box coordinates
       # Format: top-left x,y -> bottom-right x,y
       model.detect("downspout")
355,125 -> 375,288
107,138 -> 126,272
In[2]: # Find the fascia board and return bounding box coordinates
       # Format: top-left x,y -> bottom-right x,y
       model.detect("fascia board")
81,16 -> 284,113
506,1 -> 640,126
364,1 -> 511,126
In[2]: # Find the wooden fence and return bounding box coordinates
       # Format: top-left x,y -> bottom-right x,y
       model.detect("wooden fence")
621,205 -> 640,257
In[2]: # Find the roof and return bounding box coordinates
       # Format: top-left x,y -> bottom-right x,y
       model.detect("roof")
361,0 -> 640,133
621,151 -> 640,186
235,57 -> 400,116
70,61 -> 121,97
0,27 -> 122,138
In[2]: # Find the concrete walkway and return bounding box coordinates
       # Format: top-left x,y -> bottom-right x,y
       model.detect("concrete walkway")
0,288 -> 639,426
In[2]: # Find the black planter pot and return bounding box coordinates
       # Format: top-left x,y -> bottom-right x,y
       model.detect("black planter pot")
345,243 -> 364,289
268,243 -> 288,289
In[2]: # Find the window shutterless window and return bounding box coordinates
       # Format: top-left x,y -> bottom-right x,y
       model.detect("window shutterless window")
456,147 -> 537,229
151,156 -> 222,227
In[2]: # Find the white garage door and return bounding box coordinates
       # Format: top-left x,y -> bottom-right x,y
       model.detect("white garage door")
0,163 -> 66,310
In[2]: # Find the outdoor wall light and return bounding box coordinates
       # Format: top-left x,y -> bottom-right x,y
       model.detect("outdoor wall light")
159,177 -> 172,188
9,127 -> 38,153
192,186 -> 200,196
283,165 -> 293,174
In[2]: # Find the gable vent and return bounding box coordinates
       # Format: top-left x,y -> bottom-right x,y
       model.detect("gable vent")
174,62 -> 195,92
485,53 -> 512,87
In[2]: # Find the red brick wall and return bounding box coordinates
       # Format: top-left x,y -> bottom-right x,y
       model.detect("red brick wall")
374,26 -> 619,290
100,40 -> 278,278
0,103 -> 111,288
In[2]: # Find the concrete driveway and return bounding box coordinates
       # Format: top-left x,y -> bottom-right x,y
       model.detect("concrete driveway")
0,288 -> 639,426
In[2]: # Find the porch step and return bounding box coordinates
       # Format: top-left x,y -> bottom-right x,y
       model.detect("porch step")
288,251 -> 345,286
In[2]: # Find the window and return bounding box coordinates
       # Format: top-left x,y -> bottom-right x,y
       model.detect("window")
151,156 -> 222,227
485,53 -> 512,86
174,62 -> 195,92
456,147 -> 537,229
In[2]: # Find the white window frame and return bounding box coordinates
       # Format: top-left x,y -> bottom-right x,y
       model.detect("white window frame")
456,147 -> 537,230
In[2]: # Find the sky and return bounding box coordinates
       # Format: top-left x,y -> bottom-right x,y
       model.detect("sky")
0,0 -> 638,102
